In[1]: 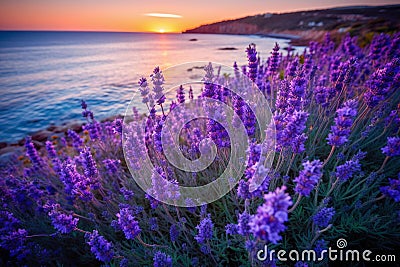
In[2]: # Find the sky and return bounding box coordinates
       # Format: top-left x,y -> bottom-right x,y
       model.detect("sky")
1,0 -> 399,33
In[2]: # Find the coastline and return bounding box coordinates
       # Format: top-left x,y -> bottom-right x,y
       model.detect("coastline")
182,31 -> 312,46
0,115 -> 121,161
183,4 -> 400,47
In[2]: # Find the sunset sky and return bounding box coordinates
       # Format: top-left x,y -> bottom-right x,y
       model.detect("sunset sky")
1,0 -> 399,33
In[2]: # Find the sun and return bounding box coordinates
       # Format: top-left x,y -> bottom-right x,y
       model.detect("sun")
158,29 -> 165,33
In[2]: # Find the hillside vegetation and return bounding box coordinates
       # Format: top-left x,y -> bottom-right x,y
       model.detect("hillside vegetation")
184,5 -> 400,45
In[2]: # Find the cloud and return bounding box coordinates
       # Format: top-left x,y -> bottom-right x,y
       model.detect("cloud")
144,13 -> 182,18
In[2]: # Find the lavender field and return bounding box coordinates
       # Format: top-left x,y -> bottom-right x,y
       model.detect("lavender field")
1,32 -> 400,266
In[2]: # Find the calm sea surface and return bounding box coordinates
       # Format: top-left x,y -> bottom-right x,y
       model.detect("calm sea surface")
0,31 -> 300,142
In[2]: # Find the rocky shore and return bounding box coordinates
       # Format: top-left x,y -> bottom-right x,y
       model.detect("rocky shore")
0,115 -> 120,163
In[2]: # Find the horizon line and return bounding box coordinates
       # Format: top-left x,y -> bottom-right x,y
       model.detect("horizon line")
1,3 -> 398,34
0,29 -> 184,34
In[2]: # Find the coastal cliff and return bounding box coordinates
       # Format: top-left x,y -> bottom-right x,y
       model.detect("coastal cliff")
183,5 -> 400,45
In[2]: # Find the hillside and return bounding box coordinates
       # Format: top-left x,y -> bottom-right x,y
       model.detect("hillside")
183,5 -> 400,45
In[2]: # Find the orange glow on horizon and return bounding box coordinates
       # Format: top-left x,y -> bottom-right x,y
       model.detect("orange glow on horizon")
2,1 -> 397,32
0,1 -> 266,33
143,19 -> 181,33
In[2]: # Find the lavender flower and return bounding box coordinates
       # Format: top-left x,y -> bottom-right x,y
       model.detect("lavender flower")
247,142 -> 261,167
151,66 -> 166,105
313,207 -> 335,228
83,121 -> 101,140
276,79 -> 290,112
244,106 -> 257,136
103,159 -> 120,174
200,244 -> 210,254
282,110 -> 309,153
153,119 -> 164,153
342,33 -> 361,57
138,77 -> 151,104
85,230 -> 114,262
294,160 -> 323,197
248,186 -> 292,244
0,211 -> 19,235
256,65 -> 266,93
369,33 -> 391,62
189,86 -> 194,100
364,59 -> 399,108
225,223 -> 239,235
327,99 -> 358,147
0,211 -> 22,258
176,85 -> 185,104
81,100 -> 94,119
113,118 -> 123,135
59,158 -> 95,202
286,57 -> 299,77
385,109 -> 400,127
314,86 -> 336,107
314,239 -> 327,257
48,204 -> 78,234
80,147 -> 98,179
195,214 -> 213,244
115,207 -> 141,240
330,56 -> 342,83
145,194 -> 159,209
238,211 -> 251,236
381,136 -> 400,157
150,167 -> 180,202
0,228 -> 29,260
120,187 -> 134,201
302,54 -> 314,75
246,43 -> 258,82
81,99 -> 88,110
153,251 -> 172,267
202,63 -> 216,98
149,217 -> 158,231
322,32 -> 335,53
25,136 -> 44,170
334,60 -> 350,90
67,129 -> 83,151
233,94 -> 245,127
335,159 -> 361,182
288,76 -> 307,113
169,224 -> 180,242
380,174 -> 400,202
267,42 -> 280,75
237,179 -> 251,199
46,141 -> 61,172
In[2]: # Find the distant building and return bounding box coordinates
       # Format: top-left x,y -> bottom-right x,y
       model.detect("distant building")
338,27 -> 349,33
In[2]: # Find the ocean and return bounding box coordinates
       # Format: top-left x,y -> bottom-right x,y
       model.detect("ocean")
0,31 -> 299,143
